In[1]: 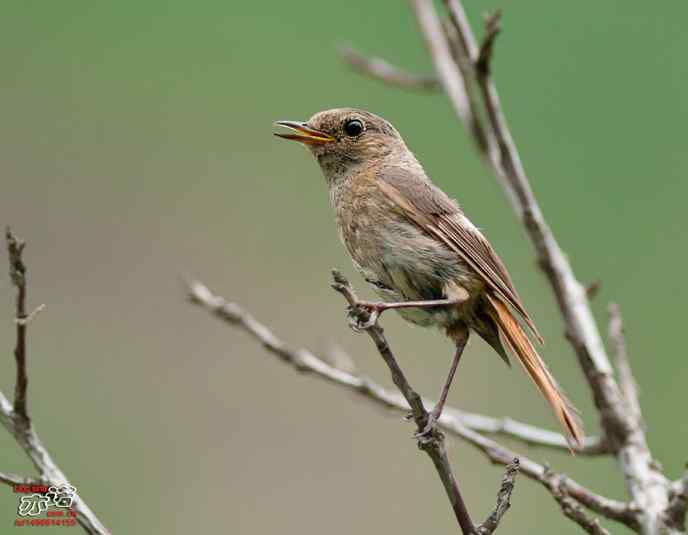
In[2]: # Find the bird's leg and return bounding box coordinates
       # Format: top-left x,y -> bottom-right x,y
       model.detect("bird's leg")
349,297 -> 461,331
416,327 -> 469,438
349,281 -> 470,331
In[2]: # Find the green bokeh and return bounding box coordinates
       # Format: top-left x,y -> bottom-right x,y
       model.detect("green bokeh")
1,1 -> 686,533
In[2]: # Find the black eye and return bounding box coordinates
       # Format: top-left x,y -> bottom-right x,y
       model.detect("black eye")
343,119 -> 364,137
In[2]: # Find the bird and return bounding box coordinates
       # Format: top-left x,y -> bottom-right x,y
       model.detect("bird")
274,108 -> 583,447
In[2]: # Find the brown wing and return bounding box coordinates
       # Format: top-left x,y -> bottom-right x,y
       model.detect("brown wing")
377,166 -> 543,344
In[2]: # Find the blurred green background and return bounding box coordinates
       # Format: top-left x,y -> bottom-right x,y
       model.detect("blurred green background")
1,1 -> 686,533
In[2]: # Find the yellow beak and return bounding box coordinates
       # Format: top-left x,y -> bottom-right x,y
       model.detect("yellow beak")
274,121 -> 336,145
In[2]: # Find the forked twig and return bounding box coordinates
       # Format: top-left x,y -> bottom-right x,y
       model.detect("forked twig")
330,269 -> 478,535
1,229 -> 110,535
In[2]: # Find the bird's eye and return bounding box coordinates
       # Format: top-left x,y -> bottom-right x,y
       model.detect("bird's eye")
343,119 -> 364,137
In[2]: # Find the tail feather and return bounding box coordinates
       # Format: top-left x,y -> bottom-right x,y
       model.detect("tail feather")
485,293 -> 584,449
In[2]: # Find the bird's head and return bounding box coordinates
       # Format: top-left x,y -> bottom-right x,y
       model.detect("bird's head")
275,108 -> 405,174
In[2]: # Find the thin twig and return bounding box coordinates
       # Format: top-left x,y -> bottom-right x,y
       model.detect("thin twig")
339,45 -> 439,91
452,410 -> 609,455
186,278 -> 638,530
330,269 -> 476,535
6,227 -> 29,424
475,459 -> 519,535
440,19 -> 490,156
16,303 -> 46,326
475,11 -> 502,78
1,230 -> 110,535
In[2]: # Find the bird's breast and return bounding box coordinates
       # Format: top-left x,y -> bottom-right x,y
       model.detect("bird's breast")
330,175 -> 482,329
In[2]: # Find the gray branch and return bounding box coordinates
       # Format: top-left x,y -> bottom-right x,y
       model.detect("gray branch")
339,45 -> 440,91
1,229 -> 110,535
453,410 -> 608,455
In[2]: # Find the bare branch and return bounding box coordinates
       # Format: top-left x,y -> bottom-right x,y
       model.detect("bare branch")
6,227 -> 29,423
186,278 -> 638,530
331,269 -> 477,535
339,45 -> 439,91
440,18 -> 491,157
543,469 -> 611,535
453,410 -> 609,455
475,459 -> 519,535
2,230 -> 110,535
608,303 -> 643,427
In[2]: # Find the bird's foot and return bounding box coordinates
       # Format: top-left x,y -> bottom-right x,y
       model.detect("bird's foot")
414,413 -> 437,441
413,408 -> 443,442
346,301 -> 384,331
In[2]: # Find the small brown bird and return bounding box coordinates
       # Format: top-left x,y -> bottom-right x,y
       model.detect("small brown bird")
275,108 -> 583,446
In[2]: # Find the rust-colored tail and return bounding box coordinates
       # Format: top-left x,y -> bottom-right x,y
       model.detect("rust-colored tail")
486,293 -> 584,448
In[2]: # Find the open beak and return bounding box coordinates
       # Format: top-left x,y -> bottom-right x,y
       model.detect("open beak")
274,120 -> 336,145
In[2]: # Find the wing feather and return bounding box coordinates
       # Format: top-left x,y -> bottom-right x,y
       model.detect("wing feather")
377,166 -> 543,343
